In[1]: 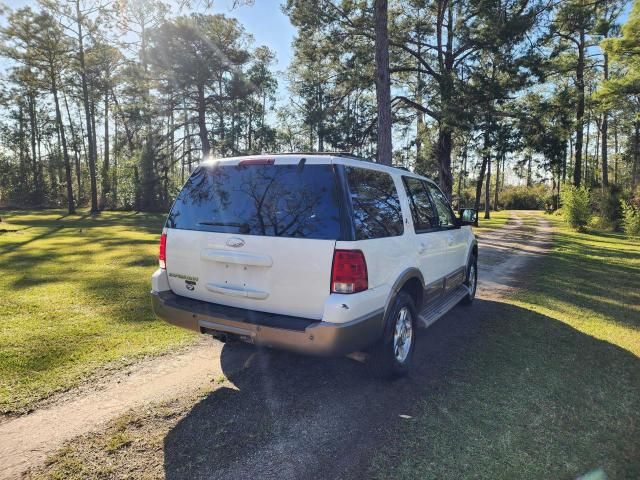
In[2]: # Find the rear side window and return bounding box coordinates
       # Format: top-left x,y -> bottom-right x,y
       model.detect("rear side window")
345,167 -> 404,240
166,163 -> 342,239
403,177 -> 438,231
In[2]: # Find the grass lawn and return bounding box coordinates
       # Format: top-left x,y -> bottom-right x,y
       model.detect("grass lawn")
473,209 -> 512,235
0,210 -> 195,414
373,214 -> 640,479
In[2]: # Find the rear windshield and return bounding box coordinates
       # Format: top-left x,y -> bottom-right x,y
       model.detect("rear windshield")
166,163 -> 342,239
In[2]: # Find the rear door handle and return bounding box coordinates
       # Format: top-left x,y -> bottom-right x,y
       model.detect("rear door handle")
418,242 -> 427,254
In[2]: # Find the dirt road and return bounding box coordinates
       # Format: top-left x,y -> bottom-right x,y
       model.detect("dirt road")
0,212 -> 551,480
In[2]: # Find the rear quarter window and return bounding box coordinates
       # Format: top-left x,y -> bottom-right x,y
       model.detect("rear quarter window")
166,163 -> 342,240
345,167 -> 404,240
403,176 -> 438,231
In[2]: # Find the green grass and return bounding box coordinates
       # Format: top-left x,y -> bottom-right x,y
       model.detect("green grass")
0,210 -> 195,414
374,215 -> 640,479
473,209 -> 513,234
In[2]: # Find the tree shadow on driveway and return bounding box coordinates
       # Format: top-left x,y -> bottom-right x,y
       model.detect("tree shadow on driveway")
163,299 -> 640,480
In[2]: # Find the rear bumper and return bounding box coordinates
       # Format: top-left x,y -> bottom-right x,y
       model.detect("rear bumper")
151,290 -> 385,356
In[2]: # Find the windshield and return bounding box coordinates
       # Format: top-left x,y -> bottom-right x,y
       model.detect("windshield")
166,163 -> 342,240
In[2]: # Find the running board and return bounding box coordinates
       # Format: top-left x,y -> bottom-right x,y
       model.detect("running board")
417,285 -> 469,328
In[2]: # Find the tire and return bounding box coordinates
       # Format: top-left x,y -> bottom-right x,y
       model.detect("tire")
461,254 -> 477,306
368,291 -> 417,379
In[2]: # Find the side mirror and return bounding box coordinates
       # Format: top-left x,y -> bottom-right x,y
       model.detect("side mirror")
459,208 -> 478,227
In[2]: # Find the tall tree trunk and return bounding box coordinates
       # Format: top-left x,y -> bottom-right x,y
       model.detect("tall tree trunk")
261,92 -> 267,150
181,104 -> 186,184
36,115 -> 43,190
111,88 -> 134,152
573,28 -> 585,187
197,83 -> 211,158
585,111 -> 591,185
247,109 -> 253,153
133,165 -> 141,211
436,128 -> 454,198
27,93 -> 41,202
75,0 -> 98,212
76,103 -> 88,164
101,91 -> 110,208
91,100 -> 98,173
18,104 -> 27,196
46,139 -> 58,197
493,152 -> 501,211
415,32 -> 424,166
318,87 -> 324,152
415,113 -> 423,164
63,93 -> 82,201
374,0 -> 392,166
613,119 -> 618,185
556,158 -> 561,209
526,152 -> 532,187
601,51 -> 609,187
475,155 -> 488,212
633,121 -> 639,192
475,131 -> 490,211
569,135 -> 574,176
113,113 -> 118,206
457,142 -> 467,200
595,115 -> 601,184
462,143 -> 468,189
183,98 -> 190,179
169,101 -> 174,200
218,76 -> 225,153
484,155 -> 491,219
51,71 -> 75,214
563,139 -> 568,183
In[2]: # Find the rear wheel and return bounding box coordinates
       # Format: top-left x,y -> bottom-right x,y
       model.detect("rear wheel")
461,254 -> 477,305
368,291 -> 416,379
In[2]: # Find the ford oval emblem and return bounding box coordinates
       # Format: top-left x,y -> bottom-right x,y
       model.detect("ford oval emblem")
226,237 -> 245,248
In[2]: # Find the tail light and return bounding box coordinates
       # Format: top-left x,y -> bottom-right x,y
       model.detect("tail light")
159,232 -> 167,269
331,250 -> 368,294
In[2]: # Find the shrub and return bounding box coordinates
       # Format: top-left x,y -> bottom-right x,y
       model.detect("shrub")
592,185 -> 623,231
500,185 -> 549,210
560,185 -> 591,230
589,215 -> 616,231
453,186 -> 477,209
621,198 -> 640,237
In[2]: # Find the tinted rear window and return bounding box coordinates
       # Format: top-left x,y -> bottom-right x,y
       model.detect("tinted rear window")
345,167 -> 404,240
167,163 -> 342,239
403,177 -> 438,231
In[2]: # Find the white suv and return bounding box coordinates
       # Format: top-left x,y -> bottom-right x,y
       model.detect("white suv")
151,153 -> 478,378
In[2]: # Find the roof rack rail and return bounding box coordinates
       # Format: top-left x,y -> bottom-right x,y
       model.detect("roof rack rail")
280,151 -> 373,161
278,152 -> 419,173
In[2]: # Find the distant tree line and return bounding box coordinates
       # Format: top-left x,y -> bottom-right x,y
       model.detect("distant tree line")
0,0 -> 638,218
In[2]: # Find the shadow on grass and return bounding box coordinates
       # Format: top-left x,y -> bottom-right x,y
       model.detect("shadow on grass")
4,230 -> 156,301
1,210 -> 166,233
0,226 -> 66,255
519,230 -> 640,329
0,210 -> 163,258
162,300 -> 640,480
